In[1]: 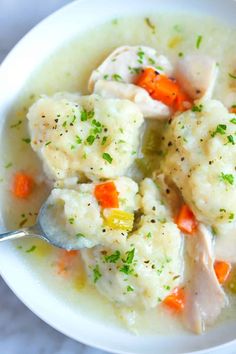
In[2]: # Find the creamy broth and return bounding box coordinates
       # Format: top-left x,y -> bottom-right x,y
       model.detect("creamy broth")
2,13 -> 236,334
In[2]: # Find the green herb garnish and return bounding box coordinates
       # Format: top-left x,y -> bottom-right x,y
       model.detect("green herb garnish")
105,250 -> 121,263
196,35 -> 203,49
220,172 -> 234,185
26,245 -> 36,253
22,138 -> 31,144
211,124 -> 227,137
93,265 -> 102,283
102,152 -> 113,164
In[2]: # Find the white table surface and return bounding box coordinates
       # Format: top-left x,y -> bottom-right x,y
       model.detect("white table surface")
0,2 -> 107,353
1,1 -> 236,354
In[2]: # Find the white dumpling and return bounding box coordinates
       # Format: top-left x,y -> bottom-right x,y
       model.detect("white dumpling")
27,93 -> 144,180
82,178 -> 183,310
162,99 -> 236,225
41,177 -> 139,249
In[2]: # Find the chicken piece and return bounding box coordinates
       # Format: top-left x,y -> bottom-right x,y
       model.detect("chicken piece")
215,223 -> 236,263
175,54 -> 218,100
88,45 -> 173,91
94,80 -> 170,119
184,224 -> 227,334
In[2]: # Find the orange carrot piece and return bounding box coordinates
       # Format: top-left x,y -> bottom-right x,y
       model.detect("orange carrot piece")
163,287 -> 185,313
150,75 -> 180,107
94,181 -> 119,208
176,204 -> 197,235
135,67 -> 158,95
229,106 -> 236,114
214,260 -> 231,284
174,90 -> 192,112
13,173 -> 34,198
56,250 -> 78,276
136,68 -> 191,112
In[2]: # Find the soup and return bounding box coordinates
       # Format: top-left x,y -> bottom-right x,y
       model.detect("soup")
1,13 -> 236,335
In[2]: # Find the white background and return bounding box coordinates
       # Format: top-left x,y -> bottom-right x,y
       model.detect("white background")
0,2 -> 107,353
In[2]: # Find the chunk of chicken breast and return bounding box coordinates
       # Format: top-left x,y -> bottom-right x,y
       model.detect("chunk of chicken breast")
94,80 -> 170,119
175,54 -> 218,100
89,46 -> 173,119
184,224 -> 227,334
215,223 -> 236,263
89,45 -> 174,91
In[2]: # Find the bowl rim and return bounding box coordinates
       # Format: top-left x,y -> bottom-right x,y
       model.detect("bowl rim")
0,0 -> 236,353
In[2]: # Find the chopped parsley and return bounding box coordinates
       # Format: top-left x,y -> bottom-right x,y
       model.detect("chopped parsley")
75,233 -> 85,238
62,121 -> 67,128
70,145 -> 76,150
76,135 -> 82,144
101,136 -> 108,145
102,152 -> 113,164
120,264 -> 133,275
112,74 -> 123,82
86,135 -> 95,145
220,172 -> 234,185
145,17 -> 156,33
4,162 -> 12,169
93,265 -> 102,283
148,58 -> 156,65
22,138 -> 31,144
104,250 -> 121,263
178,52 -> 184,57
196,35 -> 203,49
45,141 -> 51,146
191,104 -> 203,112
69,217 -> 75,224
228,73 -> 236,80
211,124 -> 227,137
80,110 -> 88,121
26,245 -> 36,253
124,248 -> 135,264
137,50 -> 145,64
229,213 -> 235,221
146,232 -> 152,238
103,74 -> 109,80
230,118 -> 236,124
128,66 -> 142,75
10,120 -> 22,129
127,285 -> 134,292
227,135 -> 235,145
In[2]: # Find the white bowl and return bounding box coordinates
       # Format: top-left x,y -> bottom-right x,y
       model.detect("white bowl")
0,0 -> 236,353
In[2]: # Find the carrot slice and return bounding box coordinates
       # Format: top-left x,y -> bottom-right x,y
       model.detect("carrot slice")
136,68 -> 191,112
135,67 -> 158,95
214,260 -> 231,284
163,287 -> 185,313
176,204 -> 197,235
229,106 -> 236,114
56,250 -> 78,276
13,173 -> 34,198
94,181 -> 119,208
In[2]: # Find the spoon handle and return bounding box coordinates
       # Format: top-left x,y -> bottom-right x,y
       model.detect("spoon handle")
0,225 -> 41,242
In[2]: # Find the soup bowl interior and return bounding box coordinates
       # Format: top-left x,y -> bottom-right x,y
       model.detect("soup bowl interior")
0,0 -> 236,353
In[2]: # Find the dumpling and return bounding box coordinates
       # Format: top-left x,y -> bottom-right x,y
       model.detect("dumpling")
27,93 -> 144,180
162,99 -> 236,225
81,178 -> 183,309
40,177 -> 139,250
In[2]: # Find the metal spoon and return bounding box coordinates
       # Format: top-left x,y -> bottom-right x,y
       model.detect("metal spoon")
0,200 -> 88,251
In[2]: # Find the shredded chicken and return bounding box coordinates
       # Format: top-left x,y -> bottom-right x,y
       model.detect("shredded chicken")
94,80 -> 170,119
88,45 -> 173,91
184,224 -> 227,334
175,54 -> 218,100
